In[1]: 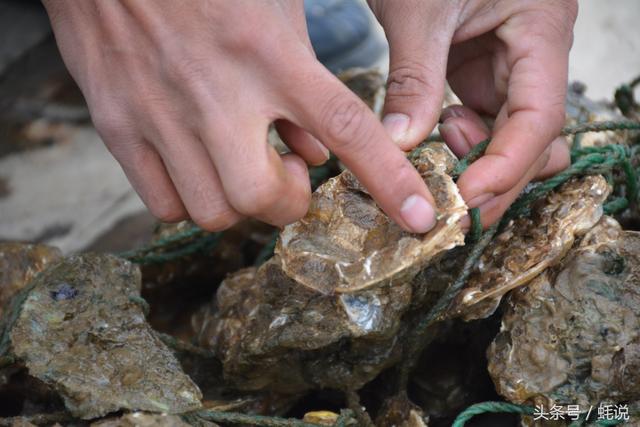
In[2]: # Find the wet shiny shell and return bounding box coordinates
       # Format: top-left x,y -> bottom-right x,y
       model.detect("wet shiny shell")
488,218 -> 640,407
276,142 -> 467,295
449,175 -> 611,320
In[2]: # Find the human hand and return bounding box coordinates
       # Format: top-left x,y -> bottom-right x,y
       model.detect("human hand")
368,0 -> 577,226
43,0 -> 437,233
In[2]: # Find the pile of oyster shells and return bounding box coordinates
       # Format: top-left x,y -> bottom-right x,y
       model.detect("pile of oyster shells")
1,71 -> 640,427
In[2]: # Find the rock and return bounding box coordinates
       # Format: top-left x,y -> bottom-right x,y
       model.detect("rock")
487,219 -> 640,407
449,175 -> 611,320
0,242 -> 61,318
10,254 -> 202,419
195,143 -> 467,393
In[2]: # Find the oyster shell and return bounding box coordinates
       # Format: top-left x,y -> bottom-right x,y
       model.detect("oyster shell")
195,143 -> 467,392
566,84 -> 639,147
10,253 -> 202,418
276,142 -> 467,295
449,175 -> 611,320
0,242 -> 61,318
487,218 -> 640,407
199,257 -> 411,393
337,68 -> 386,115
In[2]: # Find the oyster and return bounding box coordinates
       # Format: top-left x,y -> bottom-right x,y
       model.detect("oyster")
276,142 -> 467,295
195,142 -> 467,392
449,175 -> 610,320
0,242 -> 61,318
487,217 -> 640,407
10,254 -> 202,418
375,394 -> 430,427
337,68 -> 386,115
566,84 -> 639,148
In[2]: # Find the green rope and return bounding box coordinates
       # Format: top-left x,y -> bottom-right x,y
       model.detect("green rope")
128,295 -> 150,316
118,227 -> 221,265
333,410 -> 358,427
185,410 -> 323,427
254,231 -> 279,266
614,74 -> 640,116
468,208 -> 483,242
452,138 -> 490,177
451,402 -> 535,427
398,118 -> 639,400
397,221 -> 500,390
451,401 -> 630,427
604,197 -> 630,214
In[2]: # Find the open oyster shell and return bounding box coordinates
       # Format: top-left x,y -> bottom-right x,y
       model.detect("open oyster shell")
487,217 -> 640,407
448,175 -> 611,321
276,142 -> 467,295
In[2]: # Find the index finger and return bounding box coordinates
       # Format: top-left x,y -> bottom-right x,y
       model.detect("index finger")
282,60 -> 437,233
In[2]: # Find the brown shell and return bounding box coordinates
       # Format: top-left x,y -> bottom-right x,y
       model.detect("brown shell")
10,254 -> 202,418
449,175 -> 611,320
487,218 -> 640,407
276,142 -> 467,294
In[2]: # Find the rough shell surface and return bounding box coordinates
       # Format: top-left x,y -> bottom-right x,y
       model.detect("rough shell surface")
566,86 -> 639,147
198,259 -> 411,393
375,394 -> 430,427
337,68 -> 386,115
276,142 -> 467,294
10,254 -> 202,419
196,143 -> 466,392
487,218 -> 640,407
0,242 -> 61,318
449,175 -> 611,320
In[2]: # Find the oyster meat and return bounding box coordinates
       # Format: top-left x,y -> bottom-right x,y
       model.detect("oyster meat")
10,254 -> 202,418
195,142 -> 467,393
488,217 -> 640,407
449,175 -> 611,320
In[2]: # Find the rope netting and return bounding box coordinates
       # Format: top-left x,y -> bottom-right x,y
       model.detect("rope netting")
2,80 -> 639,426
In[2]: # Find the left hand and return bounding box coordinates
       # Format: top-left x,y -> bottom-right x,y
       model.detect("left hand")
367,0 -> 577,226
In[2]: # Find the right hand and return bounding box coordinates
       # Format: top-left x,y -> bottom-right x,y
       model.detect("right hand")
43,0 -> 437,233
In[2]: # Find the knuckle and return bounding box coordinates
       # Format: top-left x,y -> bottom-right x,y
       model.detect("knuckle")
150,202 -> 186,223
231,173 -> 284,216
192,210 -> 238,232
218,13 -> 273,57
386,61 -> 440,99
320,96 -> 369,149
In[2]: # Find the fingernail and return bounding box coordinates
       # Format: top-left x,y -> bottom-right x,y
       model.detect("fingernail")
314,138 -> 330,161
400,194 -> 437,233
382,113 -> 410,144
438,122 -> 471,156
440,106 -> 464,121
467,193 -> 494,208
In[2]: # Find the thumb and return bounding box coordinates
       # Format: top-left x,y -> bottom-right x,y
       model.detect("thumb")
375,1 -> 460,151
